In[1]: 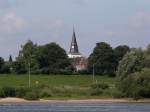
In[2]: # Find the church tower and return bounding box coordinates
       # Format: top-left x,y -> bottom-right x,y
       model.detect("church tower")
68,28 -> 82,58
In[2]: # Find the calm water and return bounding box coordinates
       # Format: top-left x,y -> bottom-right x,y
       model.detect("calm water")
0,102 -> 150,112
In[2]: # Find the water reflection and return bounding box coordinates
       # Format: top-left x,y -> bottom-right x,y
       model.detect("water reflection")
0,102 -> 150,112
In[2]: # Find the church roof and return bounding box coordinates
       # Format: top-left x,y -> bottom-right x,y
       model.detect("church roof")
69,29 -> 80,55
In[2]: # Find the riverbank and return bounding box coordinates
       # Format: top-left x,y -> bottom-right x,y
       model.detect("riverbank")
1,97 -> 150,103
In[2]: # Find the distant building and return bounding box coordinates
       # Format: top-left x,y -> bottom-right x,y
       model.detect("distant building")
68,28 -> 88,71
68,28 -> 82,58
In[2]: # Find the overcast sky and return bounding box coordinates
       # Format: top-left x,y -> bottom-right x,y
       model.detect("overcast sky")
1,0 -> 150,59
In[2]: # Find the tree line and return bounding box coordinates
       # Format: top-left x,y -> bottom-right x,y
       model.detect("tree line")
0,40 -> 130,75
1,40 -> 150,99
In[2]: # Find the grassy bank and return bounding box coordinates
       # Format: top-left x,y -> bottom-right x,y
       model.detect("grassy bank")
0,74 -> 115,100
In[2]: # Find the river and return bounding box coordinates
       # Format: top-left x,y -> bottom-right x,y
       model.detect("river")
0,102 -> 150,112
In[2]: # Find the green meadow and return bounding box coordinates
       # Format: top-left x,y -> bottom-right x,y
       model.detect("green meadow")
0,74 -> 114,87
0,75 -> 115,100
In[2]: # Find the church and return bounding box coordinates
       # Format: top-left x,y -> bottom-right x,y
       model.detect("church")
68,29 -> 88,71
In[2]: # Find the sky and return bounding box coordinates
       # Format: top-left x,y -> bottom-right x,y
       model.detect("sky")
1,0 -> 150,60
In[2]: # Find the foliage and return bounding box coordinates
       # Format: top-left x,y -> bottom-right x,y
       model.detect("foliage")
13,41 -> 71,74
16,87 -> 29,98
0,57 -> 4,69
9,55 -> 13,63
111,88 -> 125,98
39,89 -> 52,98
12,61 -> 27,74
88,42 -> 116,75
1,86 -> 16,97
0,56 -> 13,74
24,91 -> 39,100
0,88 -> 5,98
37,43 -> 71,74
15,40 -> 39,74
117,68 -> 150,99
114,45 -> 130,69
90,82 -> 109,96
90,88 -> 103,96
116,49 -> 145,80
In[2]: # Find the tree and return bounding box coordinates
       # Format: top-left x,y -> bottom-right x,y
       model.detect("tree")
88,42 -> 116,75
114,45 -> 130,64
116,48 -> 145,80
37,42 -> 71,74
9,55 -> 13,63
143,44 -> 150,68
0,57 -> 4,73
15,40 -> 39,74
0,57 -> 10,74
0,57 -> 4,68
12,61 -> 27,74
117,68 -> 150,99
115,45 -> 150,99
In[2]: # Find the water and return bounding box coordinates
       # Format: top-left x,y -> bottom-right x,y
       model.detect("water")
0,102 -> 150,112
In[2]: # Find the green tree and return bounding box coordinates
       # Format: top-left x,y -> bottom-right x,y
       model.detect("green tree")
117,68 -> 150,99
37,42 -> 71,74
143,44 -> 150,68
0,57 -> 10,74
88,42 -> 116,75
114,45 -> 130,64
0,57 -> 4,73
9,55 -> 13,63
116,48 -> 145,80
15,40 -> 39,74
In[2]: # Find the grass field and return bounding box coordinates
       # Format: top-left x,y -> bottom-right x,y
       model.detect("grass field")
0,74 -> 116,99
0,74 -> 115,87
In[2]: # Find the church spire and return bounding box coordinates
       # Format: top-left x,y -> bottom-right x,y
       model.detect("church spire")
69,28 -> 79,54
68,27 -> 82,58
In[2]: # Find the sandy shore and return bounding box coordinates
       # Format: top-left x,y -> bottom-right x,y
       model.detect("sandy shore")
0,98 -> 150,103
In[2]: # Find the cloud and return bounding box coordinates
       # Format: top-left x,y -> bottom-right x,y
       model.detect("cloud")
48,20 -> 65,30
0,0 -> 20,9
130,11 -> 150,30
0,12 -> 27,33
104,11 -> 150,38
0,0 -> 11,9
70,0 -> 88,6
104,31 -> 119,37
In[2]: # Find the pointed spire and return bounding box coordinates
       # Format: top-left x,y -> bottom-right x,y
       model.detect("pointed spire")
69,27 -> 80,54
73,25 -> 75,33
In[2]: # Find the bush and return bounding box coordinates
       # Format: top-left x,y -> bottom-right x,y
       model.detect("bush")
2,86 -> 16,97
39,89 -> 52,98
117,68 -> 150,99
112,89 -> 125,98
24,90 -> 39,100
91,83 -> 109,90
116,49 -> 144,80
0,88 -> 5,98
90,88 -> 103,96
16,87 -> 29,98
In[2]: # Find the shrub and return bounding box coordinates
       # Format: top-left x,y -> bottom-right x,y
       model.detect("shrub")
117,68 -> 150,99
0,88 -> 5,98
90,88 -> 103,96
39,89 -> 52,98
2,86 -> 16,97
116,49 -> 145,80
24,87 -> 40,100
24,91 -> 39,100
16,87 -> 29,98
112,89 -> 125,98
